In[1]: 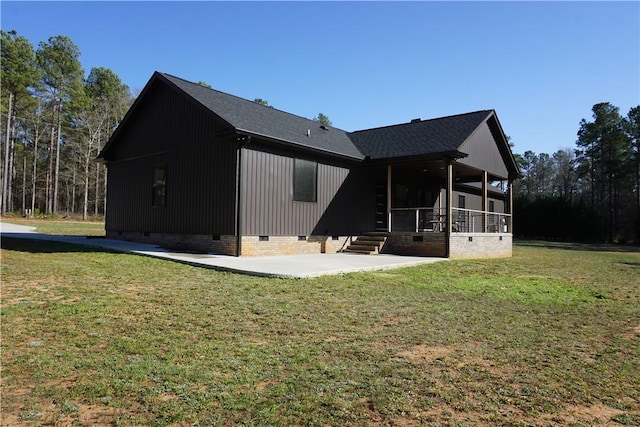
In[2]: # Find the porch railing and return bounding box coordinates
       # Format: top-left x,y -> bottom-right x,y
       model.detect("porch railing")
452,208 -> 511,233
389,207 -> 512,233
389,207 -> 445,232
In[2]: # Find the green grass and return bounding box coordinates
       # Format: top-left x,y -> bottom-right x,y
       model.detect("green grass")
1,238 -> 639,426
2,217 -> 105,236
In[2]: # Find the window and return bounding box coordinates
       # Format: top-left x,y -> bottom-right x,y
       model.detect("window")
489,200 -> 495,212
458,195 -> 466,209
152,167 -> 166,207
294,159 -> 317,202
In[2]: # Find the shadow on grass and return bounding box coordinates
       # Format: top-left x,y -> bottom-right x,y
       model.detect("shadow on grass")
1,237 -> 113,254
621,261 -> 640,268
516,239 -> 640,253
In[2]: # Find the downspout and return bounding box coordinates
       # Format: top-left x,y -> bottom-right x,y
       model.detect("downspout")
235,135 -> 251,256
387,164 -> 392,232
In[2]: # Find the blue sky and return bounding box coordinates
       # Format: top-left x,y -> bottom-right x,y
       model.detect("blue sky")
2,1 -> 639,155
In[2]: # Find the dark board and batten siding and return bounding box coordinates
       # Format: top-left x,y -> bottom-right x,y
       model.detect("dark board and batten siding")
241,147 -> 376,236
105,81 -> 237,235
458,121 -> 509,179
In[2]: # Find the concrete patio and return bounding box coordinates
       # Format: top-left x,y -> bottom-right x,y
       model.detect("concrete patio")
0,222 -> 446,278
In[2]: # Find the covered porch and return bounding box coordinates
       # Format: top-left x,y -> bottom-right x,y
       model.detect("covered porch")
361,157 -> 514,259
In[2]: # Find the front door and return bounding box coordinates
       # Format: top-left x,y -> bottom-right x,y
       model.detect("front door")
375,183 -> 387,231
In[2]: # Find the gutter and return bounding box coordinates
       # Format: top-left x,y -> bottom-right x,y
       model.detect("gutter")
234,129 -> 365,162
364,150 -> 469,165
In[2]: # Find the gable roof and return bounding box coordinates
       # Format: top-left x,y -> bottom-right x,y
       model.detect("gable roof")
99,71 -> 519,178
349,110 -> 493,160
159,73 -> 365,160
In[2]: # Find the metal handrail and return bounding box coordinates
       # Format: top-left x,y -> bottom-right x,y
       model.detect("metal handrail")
388,207 -> 512,233
452,208 -> 512,233
389,207 -> 445,232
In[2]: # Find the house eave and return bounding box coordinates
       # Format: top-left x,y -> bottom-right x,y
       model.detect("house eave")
485,111 -> 521,179
235,129 -> 366,162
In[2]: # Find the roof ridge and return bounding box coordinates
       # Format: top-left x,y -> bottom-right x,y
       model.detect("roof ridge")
350,109 -> 493,134
159,72 -> 348,132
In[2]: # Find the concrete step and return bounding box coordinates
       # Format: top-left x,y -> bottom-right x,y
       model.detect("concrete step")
356,236 -> 386,244
342,233 -> 388,255
353,245 -> 380,252
347,244 -> 378,252
364,232 -> 390,237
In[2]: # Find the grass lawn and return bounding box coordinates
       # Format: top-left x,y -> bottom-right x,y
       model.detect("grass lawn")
1,234 -> 639,426
1,217 -> 106,237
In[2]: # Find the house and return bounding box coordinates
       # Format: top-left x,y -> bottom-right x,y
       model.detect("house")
97,72 -> 520,258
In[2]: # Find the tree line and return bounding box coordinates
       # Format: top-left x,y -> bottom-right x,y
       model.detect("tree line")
1,30 -> 132,220
0,30 -> 335,222
512,102 -> 639,243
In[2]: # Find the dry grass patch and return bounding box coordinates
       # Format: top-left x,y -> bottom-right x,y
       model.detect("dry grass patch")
396,344 -> 455,363
538,403 -> 626,425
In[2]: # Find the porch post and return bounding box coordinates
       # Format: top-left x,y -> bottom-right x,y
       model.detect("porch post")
387,164 -> 392,232
235,135 -> 251,256
236,147 -> 241,256
482,170 -> 488,233
508,179 -> 513,233
445,160 -> 452,257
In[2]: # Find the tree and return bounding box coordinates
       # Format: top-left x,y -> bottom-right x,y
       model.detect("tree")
313,113 -> 332,126
253,98 -> 274,108
552,149 -> 576,200
36,35 -> 84,214
76,67 -> 131,219
0,32 -> 131,219
196,81 -> 212,89
508,137 -> 527,196
518,151 -> 553,199
576,102 -> 631,241
625,106 -> 640,241
534,152 -> 554,196
512,103 -> 640,242
1,30 -> 39,215
24,100 -> 48,216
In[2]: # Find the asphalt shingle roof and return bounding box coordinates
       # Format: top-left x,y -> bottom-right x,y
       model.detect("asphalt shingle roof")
102,72 -> 500,164
161,73 -> 365,160
348,110 -> 493,160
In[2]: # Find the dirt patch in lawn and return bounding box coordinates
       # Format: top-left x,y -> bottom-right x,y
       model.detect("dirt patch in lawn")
396,344 -> 455,363
538,403 -> 628,425
1,375 -> 137,426
624,324 -> 640,341
2,399 -> 132,426
255,379 -> 280,392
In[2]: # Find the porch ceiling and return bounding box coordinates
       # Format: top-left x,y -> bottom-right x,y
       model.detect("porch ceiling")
395,159 -> 509,183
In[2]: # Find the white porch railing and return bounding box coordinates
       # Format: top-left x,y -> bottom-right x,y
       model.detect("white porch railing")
389,207 -> 512,233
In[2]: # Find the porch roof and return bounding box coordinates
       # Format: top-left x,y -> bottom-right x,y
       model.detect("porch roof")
348,110 -> 493,160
